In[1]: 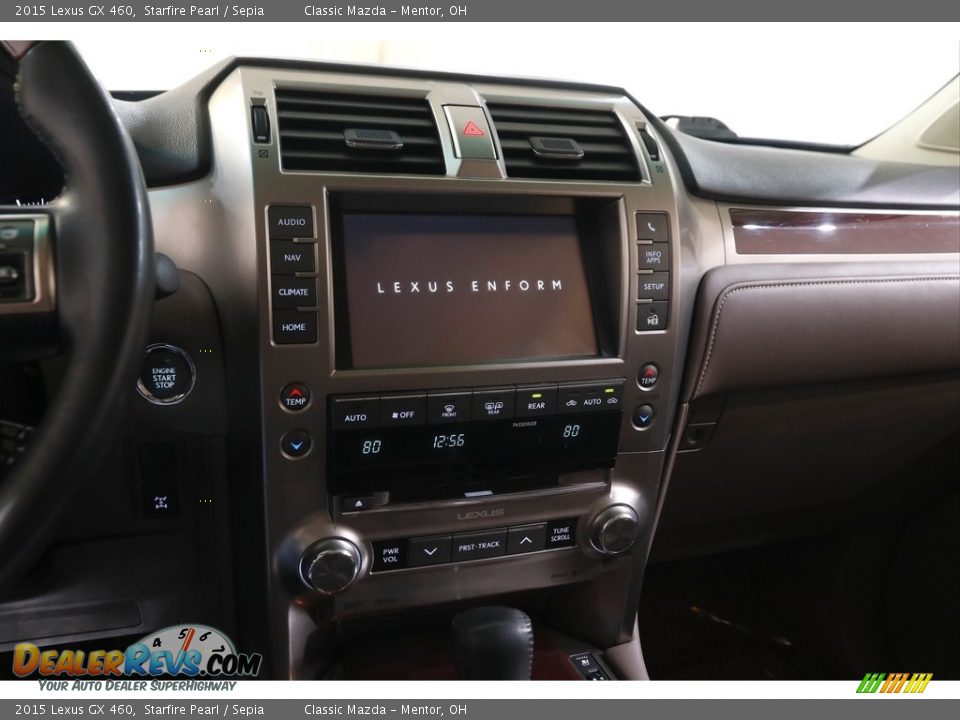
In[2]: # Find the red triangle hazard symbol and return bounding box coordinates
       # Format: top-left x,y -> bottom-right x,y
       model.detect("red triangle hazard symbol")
462,121 -> 485,137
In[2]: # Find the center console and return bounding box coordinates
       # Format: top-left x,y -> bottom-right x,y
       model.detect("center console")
212,65 -> 697,678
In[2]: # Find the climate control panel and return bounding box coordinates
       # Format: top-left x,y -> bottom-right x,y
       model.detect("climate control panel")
328,379 -> 625,502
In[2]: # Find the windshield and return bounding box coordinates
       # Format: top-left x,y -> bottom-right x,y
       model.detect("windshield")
75,22 -> 960,146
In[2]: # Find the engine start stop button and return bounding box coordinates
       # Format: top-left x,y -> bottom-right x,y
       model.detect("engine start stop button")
137,344 -> 196,405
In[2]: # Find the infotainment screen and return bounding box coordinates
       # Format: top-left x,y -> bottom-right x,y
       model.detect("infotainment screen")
338,213 -> 599,369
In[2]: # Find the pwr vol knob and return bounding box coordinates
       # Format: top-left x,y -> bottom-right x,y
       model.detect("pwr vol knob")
299,539 -> 362,595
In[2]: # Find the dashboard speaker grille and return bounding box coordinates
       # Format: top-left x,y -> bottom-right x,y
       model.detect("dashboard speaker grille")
486,103 -> 640,182
276,88 -> 445,175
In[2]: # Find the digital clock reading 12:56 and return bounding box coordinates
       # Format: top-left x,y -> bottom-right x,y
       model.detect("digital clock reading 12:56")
431,433 -> 466,449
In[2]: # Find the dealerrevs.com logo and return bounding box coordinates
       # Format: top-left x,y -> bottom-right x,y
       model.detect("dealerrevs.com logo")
13,625 -> 262,681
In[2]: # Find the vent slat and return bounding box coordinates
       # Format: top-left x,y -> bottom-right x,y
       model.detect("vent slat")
280,129 -> 440,148
277,110 -> 436,131
275,91 -> 428,116
487,103 -> 640,182
498,138 -> 628,156
276,88 -> 444,175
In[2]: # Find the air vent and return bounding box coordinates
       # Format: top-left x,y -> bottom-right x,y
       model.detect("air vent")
487,103 -> 640,182
276,88 -> 445,175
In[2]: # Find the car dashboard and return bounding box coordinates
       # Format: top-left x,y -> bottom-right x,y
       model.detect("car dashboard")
1,56 -> 958,680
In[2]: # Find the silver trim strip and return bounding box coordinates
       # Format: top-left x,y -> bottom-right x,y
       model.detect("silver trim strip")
0,213 -> 55,315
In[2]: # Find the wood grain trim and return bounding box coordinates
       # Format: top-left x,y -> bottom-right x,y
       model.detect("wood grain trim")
731,209 -> 960,255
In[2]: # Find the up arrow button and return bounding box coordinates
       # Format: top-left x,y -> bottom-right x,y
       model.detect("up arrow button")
507,524 -> 547,554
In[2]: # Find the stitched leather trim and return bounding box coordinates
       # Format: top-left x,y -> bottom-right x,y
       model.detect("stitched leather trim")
695,276 -> 960,396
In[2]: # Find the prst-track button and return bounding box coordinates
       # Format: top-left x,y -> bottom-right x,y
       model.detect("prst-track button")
453,529 -> 508,562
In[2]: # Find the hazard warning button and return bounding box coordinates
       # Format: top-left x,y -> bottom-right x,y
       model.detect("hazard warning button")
443,105 -> 497,160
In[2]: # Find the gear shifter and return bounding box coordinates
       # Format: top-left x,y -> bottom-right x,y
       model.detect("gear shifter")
452,606 -> 534,680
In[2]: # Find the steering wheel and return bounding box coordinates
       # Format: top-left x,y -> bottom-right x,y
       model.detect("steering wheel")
0,41 -> 154,588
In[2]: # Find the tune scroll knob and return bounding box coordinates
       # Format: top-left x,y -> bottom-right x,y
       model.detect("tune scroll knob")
299,538 -> 362,595
590,505 -> 640,557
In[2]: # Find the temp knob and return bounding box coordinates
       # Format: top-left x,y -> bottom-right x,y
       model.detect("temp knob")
590,505 -> 640,556
299,539 -> 362,595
